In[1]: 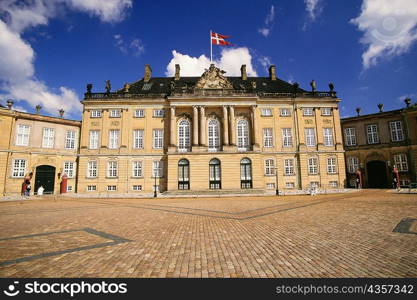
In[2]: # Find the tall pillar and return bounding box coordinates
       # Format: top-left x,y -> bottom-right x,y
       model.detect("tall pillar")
229,106 -> 236,145
223,106 -> 229,146
170,106 -> 176,146
251,105 -> 259,147
193,106 -> 199,146
199,106 -> 206,146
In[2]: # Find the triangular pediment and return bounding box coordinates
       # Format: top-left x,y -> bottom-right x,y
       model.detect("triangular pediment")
195,64 -> 233,89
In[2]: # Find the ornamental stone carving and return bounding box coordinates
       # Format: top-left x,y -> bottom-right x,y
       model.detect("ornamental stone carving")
195,64 -> 233,89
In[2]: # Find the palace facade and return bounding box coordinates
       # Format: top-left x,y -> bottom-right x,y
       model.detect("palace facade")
78,64 -> 346,194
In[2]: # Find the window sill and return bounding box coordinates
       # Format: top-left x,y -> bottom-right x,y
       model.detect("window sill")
105,177 -> 119,179
131,176 -> 144,179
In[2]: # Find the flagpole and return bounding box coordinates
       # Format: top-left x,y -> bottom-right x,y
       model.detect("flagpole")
210,30 -> 212,62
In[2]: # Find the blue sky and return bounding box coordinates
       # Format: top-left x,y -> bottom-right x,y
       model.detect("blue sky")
1,0 -> 417,120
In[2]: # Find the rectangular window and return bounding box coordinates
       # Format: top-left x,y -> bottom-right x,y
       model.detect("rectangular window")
108,130 -> 119,149
266,183 -> 275,189
87,185 -> 97,191
321,108 -> 332,116
153,129 -> 164,149
133,130 -> 144,149
285,182 -> 295,189
327,157 -> 337,174
323,128 -> 334,146
347,157 -> 359,174
303,108 -> 314,116
263,128 -> 273,147
367,124 -> 379,144
12,159 -> 26,177
109,109 -> 121,118
67,185 -> 73,192
308,157 -> 319,174
284,159 -> 294,175
329,181 -> 338,188
310,181 -> 320,188
63,162 -> 75,178
153,160 -> 163,177
134,109 -> 145,118
344,128 -> 357,146
87,161 -> 97,178
280,108 -> 291,117
153,109 -> 164,117
16,124 -> 30,146
42,128 -> 55,148
261,108 -> 272,116
107,161 -> 118,177
107,185 -> 117,191
305,128 -> 316,147
264,159 -> 275,175
389,121 -> 404,142
394,154 -> 408,171
91,110 -> 102,118
132,185 -> 142,191
89,130 -> 100,149
65,130 -> 76,149
132,161 -> 143,177
282,128 -> 293,147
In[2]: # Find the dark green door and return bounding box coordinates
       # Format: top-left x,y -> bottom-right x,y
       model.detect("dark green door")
366,161 -> 388,188
34,165 -> 55,194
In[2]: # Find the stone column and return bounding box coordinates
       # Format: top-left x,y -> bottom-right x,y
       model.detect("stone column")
229,106 -> 236,145
199,106 -> 206,146
251,105 -> 259,147
170,106 -> 176,146
193,106 -> 199,146
223,106 -> 229,146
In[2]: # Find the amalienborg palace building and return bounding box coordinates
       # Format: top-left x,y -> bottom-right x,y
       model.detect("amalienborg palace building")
0,64 -> 347,195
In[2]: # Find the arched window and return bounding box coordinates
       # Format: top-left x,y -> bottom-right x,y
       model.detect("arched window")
208,119 -> 220,151
209,158 -> 221,189
178,159 -> 190,190
240,158 -> 252,189
237,119 -> 250,150
178,119 -> 190,151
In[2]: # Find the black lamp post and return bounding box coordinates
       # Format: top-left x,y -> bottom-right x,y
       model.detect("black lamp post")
275,167 -> 279,196
153,168 -> 157,198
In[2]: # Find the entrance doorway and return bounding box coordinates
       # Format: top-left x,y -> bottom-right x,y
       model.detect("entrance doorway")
366,161 -> 388,188
34,165 -> 56,194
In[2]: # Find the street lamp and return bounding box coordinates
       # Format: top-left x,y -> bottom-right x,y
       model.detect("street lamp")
153,168 -> 157,198
275,167 -> 279,196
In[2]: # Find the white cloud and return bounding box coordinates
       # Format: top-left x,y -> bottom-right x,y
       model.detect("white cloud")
350,0 -> 417,69
257,56 -> 272,70
304,0 -> 322,21
114,34 -> 145,56
0,0 -> 133,117
258,5 -> 275,37
165,48 -> 257,77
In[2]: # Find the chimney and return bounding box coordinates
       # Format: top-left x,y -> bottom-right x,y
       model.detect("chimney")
355,107 -> 361,116
240,65 -> 247,81
35,105 -> 42,114
377,103 -> 384,112
58,109 -> 65,118
6,99 -> 13,110
174,64 -> 180,81
269,65 -> 276,81
144,64 -> 152,83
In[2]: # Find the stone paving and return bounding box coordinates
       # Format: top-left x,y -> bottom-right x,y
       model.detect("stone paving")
0,190 -> 416,278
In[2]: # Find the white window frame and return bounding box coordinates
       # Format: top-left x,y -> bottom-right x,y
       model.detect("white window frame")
65,130 -> 76,149
367,124 -> 379,144
134,109 -> 145,118
63,161 -> 76,178
42,128 -> 55,148
308,157 -> 319,175
282,128 -> 293,147
108,130 -> 119,149
329,181 -> 338,188
132,161 -> 143,177
263,128 -> 273,148
16,124 -> 30,146
89,130 -> 100,149
178,119 -> 191,151
87,185 -> 97,191
344,128 -> 357,146
261,108 -> 272,117
109,109 -> 121,118
237,119 -> 250,150
153,109 -> 164,117
323,128 -> 334,146
305,128 -> 316,147
12,159 -> 26,177
107,185 -> 117,191
284,159 -> 294,175
394,154 -> 408,171
153,160 -> 163,178
264,159 -> 275,175
107,161 -> 118,178
321,107 -> 332,116
132,185 -> 142,191
153,129 -> 164,149
389,121 -> 404,142
285,182 -> 295,189
133,130 -> 144,149
87,161 -> 97,178
91,110 -> 102,118
280,108 -> 291,117
303,107 -> 314,116
327,157 -> 337,174
347,156 -> 359,174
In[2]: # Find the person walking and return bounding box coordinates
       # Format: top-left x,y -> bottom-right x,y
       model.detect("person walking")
23,172 -> 33,196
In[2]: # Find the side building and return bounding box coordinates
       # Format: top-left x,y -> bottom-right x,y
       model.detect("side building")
78,64 -> 346,195
341,101 -> 417,188
0,103 -> 81,195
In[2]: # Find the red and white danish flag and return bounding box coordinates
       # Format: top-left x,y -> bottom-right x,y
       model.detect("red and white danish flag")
211,32 -> 232,46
